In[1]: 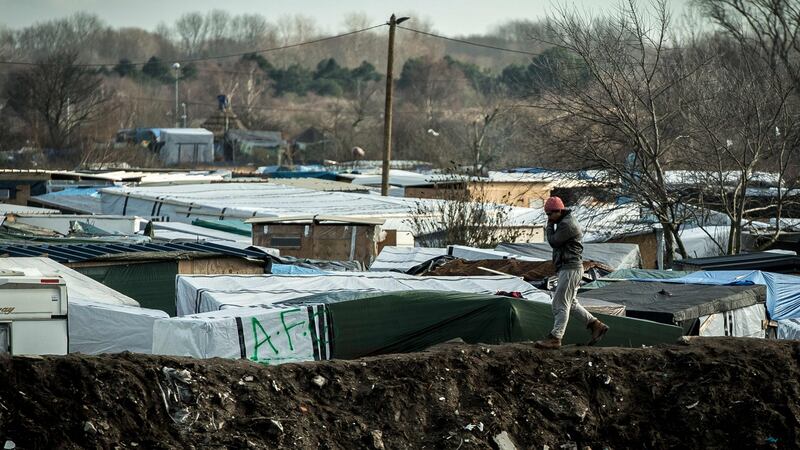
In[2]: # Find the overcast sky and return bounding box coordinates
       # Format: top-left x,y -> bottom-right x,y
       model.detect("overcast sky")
0,0 -> 691,35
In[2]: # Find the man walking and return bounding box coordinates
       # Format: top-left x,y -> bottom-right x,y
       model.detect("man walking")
535,196 -> 609,349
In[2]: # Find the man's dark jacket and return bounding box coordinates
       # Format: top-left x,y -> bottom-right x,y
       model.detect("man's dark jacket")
546,209 -> 583,271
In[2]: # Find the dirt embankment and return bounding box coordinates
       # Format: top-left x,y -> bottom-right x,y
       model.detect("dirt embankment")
0,338 -> 798,449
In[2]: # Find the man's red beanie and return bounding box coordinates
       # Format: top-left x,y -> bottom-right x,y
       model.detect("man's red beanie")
544,196 -> 566,212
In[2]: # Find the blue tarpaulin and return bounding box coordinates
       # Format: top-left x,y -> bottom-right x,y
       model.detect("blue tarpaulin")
270,264 -> 325,275
632,270 -> 800,320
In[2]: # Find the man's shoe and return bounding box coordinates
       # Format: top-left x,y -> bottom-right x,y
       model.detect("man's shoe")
534,334 -> 562,349
587,320 -> 609,345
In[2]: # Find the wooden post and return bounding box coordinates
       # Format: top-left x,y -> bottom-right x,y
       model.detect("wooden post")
381,14 -> 399,196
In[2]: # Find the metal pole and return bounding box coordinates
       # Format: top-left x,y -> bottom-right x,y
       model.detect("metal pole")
381,14 -> 398,196
173,63 -> 181,128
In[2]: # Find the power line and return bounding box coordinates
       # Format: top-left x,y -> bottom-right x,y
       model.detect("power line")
398,26 -> 544,57
0,23 -> 387,68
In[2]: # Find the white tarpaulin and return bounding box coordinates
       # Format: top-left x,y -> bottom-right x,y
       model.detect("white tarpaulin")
697,303 -> 766,338
153,305 -> 329,364
447,245 -> 545,262
0,258 -> 171,354
0,257 -> 138,306
370,247 -> 447,272
69,300 -> 168,354
496,242 -> 641,270
176,272 -> 548,315
99,183 -> 540,230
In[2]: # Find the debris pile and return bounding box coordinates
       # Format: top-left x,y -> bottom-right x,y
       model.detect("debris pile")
0,338 -> 797,448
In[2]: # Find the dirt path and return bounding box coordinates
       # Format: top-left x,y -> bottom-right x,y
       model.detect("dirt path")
0,338 -> 798,449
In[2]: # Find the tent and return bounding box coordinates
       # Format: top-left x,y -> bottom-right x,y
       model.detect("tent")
175,272 -> 548,315
585,281 -> 766,337
495,242 -> 641,270
153,291 -> 682,363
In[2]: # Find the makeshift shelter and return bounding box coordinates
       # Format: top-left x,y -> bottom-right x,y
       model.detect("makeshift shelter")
633,270 -> 800,338
154,291 -> 682,363
0,242 -> 276,315
175,272 -> 548,316
153,305 -> 329,363
155,128 -> 214,165
0,257 -> 169,354
586,281 -> 767,337
246,216 -> 384,267
69,300 -> 168,354
496,242 -> 641,270
224,130 -> 284,164
98,183 -> 542,241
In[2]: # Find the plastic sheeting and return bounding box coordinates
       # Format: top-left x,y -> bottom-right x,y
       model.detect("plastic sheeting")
153,305 -> 329,364
369,247 -> 447,272
447,245 -> 545,262
0,257 -> 138,306
697,303 -> 766,338
154,291 -> 682,363
777,319 -> 800,340
495,242 -> 641,270
99,183 -> 540,229
69,300 -> 169,354
270,264 -> 325,275
581,269 -> 692,290
639,270 -> 800,321
175,272 -> 549,316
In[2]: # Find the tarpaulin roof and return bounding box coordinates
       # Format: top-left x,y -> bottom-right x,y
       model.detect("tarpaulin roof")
370,247 -> 448,272
98,183 -> 540,230
69,300 -> 168,354
154,291 -> 681,363
0,257 -> 137,306
673,252 -> 800,273
175,272 -> 549,316
585,281 -> 766,325
0,240 -> 271,263
327,291 -> 682,358
581,269 -> 692,290
496,242 -> 641,270
638,270 -> 800,321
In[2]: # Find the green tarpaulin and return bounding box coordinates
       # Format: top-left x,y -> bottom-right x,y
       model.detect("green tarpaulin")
76,261 -> 177,316
192,219 -> 252,237
581,269 -> 692,291
327,291 -> 683,359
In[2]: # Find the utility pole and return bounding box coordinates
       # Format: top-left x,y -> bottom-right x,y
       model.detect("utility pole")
381,14 -> 409,196
172,62 -> 181,128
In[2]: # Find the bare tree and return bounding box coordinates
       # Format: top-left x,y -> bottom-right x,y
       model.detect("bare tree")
675,34 -> 800,254
406,183 -> 523,248
536,0 -> 707,264
175,12 -> 208,56
4,50 -> 111,150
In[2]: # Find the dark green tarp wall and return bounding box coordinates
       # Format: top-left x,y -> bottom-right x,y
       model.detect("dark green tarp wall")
327,291 -> 683,359
76,261 -> 178,316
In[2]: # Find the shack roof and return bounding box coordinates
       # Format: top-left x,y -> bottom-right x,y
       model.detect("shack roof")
246,215 -> 385,226
0,241 -> 273,264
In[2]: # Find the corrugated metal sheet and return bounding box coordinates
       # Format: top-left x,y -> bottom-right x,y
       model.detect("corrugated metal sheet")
0,241 -> 272,263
